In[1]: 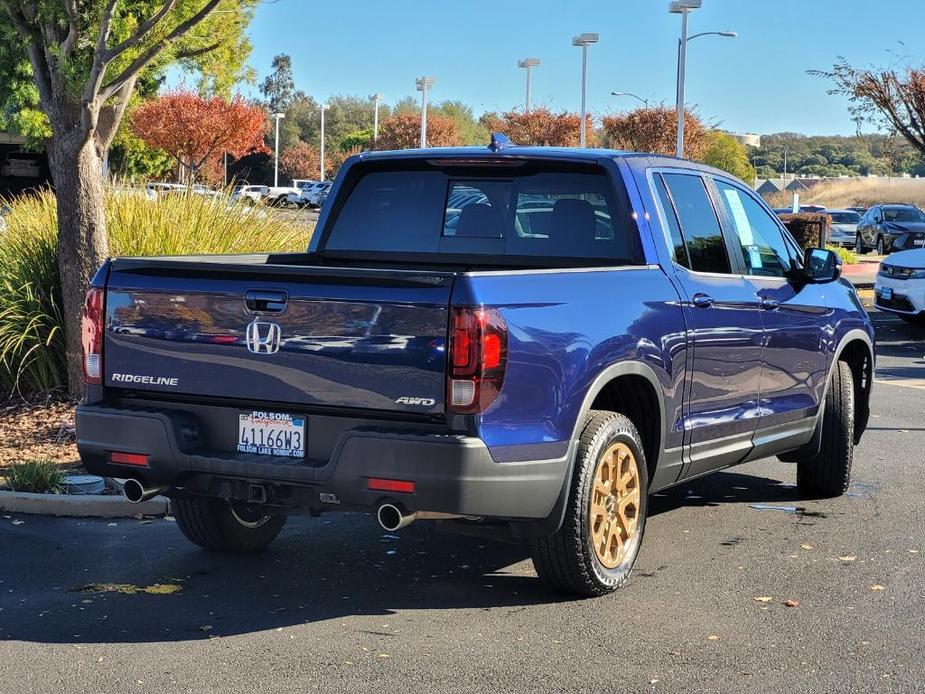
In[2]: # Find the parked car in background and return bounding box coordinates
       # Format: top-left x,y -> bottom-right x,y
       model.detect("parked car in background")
1,151 -> 42,178
847,206 -> 867,215
305,181 -> 332,208
313,186 -> 330,209
772,205 -> 828,217
826,209 -> 862,248
289,181 -> 327,207
875,248 -> 925,324
286,180 -> 319,207
77,142 -> 873,597
231,184 -> 269,205
265,185 -> 301,206
855,203 -> 925,255
145,182 -> 188,200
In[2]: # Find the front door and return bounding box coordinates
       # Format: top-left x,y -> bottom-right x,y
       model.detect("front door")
652,172 -> 764,478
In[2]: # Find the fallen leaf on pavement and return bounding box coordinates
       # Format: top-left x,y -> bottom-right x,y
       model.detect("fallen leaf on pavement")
784,599 -> 800,607
800,544 -> 814,550
198,625 -> 213,632
78,582 -> 182,595
753,596 -> 773,603
870,585 -> 885,591
838,555 -> 857,562
707,635 -> 721,641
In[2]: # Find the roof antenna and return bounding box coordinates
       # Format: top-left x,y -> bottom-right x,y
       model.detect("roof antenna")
488,132 -> 512,152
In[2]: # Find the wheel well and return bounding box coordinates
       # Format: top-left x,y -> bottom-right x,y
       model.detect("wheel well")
589,375 -> 661,478
838,339 -> 873,443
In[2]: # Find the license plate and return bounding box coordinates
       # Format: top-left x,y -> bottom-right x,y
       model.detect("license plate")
881,287 -> 893,300
237,411 -> 305,458
914,239 -> 925,246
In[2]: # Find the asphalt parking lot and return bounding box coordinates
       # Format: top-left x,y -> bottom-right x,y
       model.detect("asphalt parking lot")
1,304 -> 923,694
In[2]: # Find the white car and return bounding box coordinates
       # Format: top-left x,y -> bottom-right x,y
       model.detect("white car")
875,248 -> 925,324
826,209 -> 861,248
305,181 -> 332,208
286,180 -> 318,206
289,181 -> 326,207
231,185 -> 269,205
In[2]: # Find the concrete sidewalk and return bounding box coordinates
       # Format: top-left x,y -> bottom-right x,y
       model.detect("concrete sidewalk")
842,256 -> 881,288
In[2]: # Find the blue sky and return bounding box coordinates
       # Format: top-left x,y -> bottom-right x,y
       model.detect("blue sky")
234,0 -> 924,135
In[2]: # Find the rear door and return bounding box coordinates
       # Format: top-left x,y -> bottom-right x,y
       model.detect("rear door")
652,171 -> 764,476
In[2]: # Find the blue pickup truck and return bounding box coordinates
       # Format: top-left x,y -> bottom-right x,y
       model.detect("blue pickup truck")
77,138 -> 874,596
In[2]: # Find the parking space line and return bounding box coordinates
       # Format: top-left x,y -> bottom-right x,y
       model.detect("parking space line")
876,377 -> 925,390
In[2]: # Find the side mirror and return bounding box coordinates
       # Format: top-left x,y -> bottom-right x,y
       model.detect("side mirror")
802,247 -> 842,283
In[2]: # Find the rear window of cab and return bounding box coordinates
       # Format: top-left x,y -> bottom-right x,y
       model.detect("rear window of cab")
320,163 -> 643,264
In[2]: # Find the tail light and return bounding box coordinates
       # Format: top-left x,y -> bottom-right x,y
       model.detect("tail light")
81,287 -> 104,385
447,307 -> 508,414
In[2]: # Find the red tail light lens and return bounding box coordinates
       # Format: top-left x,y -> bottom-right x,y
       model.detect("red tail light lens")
447,307 -> 508,414
81,287 -> 104,385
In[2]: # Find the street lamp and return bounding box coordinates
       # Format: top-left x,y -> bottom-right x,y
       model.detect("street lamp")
416,76 -> 436,148
670,0 -> 735,157
610,91 -> 649,109
571,33 -> 599,148
369,93 -> 383,142
319,103 -> 329,181
517,58 -> 540,113
272,112 -> 285,187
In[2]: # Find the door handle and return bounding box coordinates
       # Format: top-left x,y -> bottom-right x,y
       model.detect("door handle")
760,297 -> 780,310
245,289 -> 288,314
691,293 -> 714,309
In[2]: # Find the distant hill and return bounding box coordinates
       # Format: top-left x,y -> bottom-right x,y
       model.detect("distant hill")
752,133 -> 924,179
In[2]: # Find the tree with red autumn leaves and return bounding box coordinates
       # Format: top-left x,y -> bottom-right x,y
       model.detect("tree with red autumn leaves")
373,113 -> 462,150
601,106 -> 708,159
131,89 -> 269,182
279,141 -> 321,181
479,108 -> 591,147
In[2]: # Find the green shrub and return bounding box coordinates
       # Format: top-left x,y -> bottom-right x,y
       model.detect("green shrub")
4,460 -> 66,494
826,244 -> 859,266
0,188 -> 307,398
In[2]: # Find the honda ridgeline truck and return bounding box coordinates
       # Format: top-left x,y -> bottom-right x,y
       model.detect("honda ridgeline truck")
77,137 -> 874,596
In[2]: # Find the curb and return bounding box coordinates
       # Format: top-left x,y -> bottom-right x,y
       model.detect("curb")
0,490 -> 169,518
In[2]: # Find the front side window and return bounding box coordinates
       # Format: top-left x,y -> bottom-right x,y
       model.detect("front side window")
662,173 -> 731,274
715,180 -> 792,277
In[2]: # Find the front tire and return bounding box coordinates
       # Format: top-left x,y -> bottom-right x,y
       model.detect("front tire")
530,411 -> 648,597
876,235 -> 887,255
855,233 -> 870,255
797,361 -> 855,498
173,496 -> 286,552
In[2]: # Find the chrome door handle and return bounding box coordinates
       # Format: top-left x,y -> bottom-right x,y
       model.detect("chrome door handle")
760,297 -> 780,310
691,293 -> 714,309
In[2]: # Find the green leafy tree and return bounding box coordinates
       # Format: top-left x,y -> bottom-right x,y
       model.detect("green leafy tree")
260,53 -> 295,113
0,0 -> 257,396
701,131 -> 756,182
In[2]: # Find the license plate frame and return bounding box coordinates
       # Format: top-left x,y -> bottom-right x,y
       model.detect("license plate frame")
881,287 -> 894,301
237,411 -> 305,458
914,239 -> 925,247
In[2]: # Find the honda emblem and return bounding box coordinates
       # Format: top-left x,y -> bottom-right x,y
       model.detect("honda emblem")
246,321 -> 282,355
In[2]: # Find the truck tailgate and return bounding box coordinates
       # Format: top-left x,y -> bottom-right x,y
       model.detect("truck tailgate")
103,257 -> 454,415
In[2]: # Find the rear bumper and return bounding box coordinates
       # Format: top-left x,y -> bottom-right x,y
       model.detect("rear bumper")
76,404 -> 567,520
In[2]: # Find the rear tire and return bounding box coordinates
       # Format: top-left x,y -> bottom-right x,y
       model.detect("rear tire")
855,233 -> 869,255
530,411 -> 648,597
797,361 -> 855,498
173,496 -> 286,552
876,235 -> 886,256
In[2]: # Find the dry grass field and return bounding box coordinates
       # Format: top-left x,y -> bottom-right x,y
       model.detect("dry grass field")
764,177 -> 925,209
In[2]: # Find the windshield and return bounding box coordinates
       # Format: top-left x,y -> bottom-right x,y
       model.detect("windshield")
883,207 -> 925,223
830,212 -> 860,224
321,166 -> 642,264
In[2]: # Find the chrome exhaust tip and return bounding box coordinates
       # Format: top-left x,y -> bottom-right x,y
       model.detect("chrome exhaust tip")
377,503 -> 416,532
123,478 -> 167,504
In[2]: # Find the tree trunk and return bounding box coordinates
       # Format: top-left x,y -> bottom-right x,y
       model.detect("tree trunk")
47,134 -> 110,399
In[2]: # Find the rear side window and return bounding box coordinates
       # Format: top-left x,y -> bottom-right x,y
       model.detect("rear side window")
652,173 -> 690,268
661,173 -> 731,274
323,166 -> 641,263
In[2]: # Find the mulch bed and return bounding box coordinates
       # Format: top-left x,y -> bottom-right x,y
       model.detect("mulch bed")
0,398 -> 81,471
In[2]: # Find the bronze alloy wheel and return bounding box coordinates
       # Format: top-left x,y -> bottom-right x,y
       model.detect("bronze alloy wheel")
589,442 -> 641,569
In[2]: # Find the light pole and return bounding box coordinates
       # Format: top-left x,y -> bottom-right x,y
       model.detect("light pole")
319,103 -> 329,181
670,0 -> 735,157
517,58 -> 540,113
610,91 -> 649,109
272,112 -> 285,187
572,33 -> 599,147
416,76 -> 436,148
369,93 -> 383,142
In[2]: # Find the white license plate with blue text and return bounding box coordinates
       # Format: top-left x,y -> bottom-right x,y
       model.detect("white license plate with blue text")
237,411 -> 305,458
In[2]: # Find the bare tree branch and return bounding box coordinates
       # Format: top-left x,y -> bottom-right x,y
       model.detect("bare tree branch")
98,0 -> 224,102
175,40 -> 222,60
104,0 -> 179,62
82,0 -> 120,109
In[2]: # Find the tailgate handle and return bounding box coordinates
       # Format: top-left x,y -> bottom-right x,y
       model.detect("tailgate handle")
245,290 -> 288,314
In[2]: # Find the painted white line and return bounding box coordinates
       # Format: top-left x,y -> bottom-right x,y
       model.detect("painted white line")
875,378 -> 925,391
